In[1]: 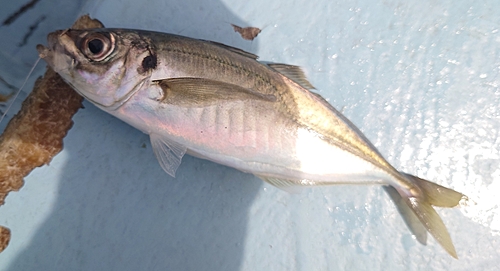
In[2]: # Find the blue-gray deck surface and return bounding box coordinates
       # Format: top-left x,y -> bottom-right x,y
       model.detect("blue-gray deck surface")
0,0 -> 498,270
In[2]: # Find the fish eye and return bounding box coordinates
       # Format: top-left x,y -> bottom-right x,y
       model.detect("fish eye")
88,39 -> 104,54
81,32 -> 115,61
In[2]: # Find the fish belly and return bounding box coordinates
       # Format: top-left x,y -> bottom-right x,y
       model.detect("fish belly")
115,91 -> 389,184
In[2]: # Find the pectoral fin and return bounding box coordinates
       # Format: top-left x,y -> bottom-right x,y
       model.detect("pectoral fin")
150,133 -> 187,177
155,78 -> 276,107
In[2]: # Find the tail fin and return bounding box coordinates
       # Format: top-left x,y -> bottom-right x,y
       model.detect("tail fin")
384,186 -> 428,245
396,173 -> 464,258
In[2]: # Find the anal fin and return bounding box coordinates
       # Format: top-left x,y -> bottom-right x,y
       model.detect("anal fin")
256,175 -> 308,194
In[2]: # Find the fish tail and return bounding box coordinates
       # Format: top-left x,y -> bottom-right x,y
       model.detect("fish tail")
396,173 -> 465,259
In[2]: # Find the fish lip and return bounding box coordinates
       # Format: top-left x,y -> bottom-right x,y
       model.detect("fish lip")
36,44 -> 49,59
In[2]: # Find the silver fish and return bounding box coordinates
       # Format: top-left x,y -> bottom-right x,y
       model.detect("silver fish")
37,28 -> 464,257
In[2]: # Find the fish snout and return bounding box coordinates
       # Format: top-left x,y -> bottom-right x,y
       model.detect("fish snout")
36,30 -> 68,59
47,30 -> 67,49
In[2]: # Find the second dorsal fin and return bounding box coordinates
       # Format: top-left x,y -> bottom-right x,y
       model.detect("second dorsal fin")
203,40 -> 259,59
267,63 -> 315,89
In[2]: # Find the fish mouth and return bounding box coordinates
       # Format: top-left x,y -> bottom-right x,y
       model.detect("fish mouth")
36,44 -> 50,59
36,30 -> 87,69
37,30 -> 65,61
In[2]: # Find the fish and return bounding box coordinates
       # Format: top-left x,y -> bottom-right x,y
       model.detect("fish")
36,28 -> 465,258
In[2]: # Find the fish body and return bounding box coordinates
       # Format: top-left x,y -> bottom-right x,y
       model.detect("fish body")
37,28 -> 464,257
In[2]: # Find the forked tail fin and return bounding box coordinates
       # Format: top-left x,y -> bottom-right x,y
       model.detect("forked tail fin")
396,173 -> 465,258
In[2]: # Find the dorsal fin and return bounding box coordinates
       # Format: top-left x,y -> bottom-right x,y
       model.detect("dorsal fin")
203,40 -> 259,59
309,91 -> 335,112
267,63 -> 315,89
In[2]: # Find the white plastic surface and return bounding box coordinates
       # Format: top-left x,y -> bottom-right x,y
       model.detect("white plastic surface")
0,0 -> 499,270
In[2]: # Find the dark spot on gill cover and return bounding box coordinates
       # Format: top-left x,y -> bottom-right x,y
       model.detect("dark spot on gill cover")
142,54 -> 157,71
2,0 -> 41,26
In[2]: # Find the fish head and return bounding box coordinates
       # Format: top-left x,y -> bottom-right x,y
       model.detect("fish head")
37,29 -> 154,109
